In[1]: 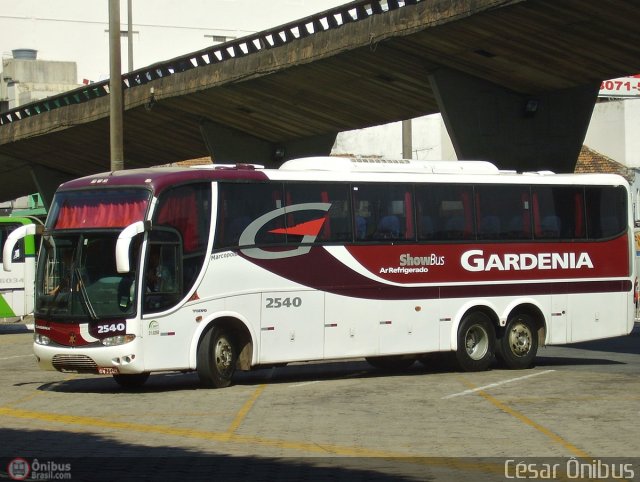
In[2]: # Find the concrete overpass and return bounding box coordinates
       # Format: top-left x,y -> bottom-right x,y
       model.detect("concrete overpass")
1,0 -> 640,204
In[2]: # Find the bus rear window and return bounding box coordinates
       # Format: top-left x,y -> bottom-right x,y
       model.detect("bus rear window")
48,189 -> 150,230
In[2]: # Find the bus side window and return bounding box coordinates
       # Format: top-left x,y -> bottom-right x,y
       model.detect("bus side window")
143,231 -> 181,313
154,183 -> 211,300
284,183 -> 352,243
0,223 -> 25,263
216,183 -> 285,248
416,184 -> 474,241
352,184 -> 413,241
533,186 -> 585,240
475,185 -> 531,240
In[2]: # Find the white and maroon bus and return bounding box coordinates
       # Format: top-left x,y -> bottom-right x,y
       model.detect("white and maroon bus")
3,157 -> 636,388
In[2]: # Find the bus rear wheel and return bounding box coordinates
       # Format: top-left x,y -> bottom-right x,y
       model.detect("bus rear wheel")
498,314 -> 538,369
113,372 -> 149,389
455,312 -> 495,372
197,326 -> 237,388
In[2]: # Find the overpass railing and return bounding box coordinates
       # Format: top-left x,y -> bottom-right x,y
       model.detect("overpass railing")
0,0 -> 421,126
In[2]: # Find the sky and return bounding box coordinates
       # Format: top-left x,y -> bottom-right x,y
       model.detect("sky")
0,0 -> 348,82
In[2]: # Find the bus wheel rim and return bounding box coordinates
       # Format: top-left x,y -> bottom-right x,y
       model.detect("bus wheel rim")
215,337 -> 233,375
508,321 -> 532,357
465,325 -> 489,360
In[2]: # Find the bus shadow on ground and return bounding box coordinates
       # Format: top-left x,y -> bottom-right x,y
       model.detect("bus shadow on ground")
0,323 -> 31,335
35,344 -> 629,395
552,324 -> 640,356
533,356 -> 625,367
36,359 -> 455,394
2,428 -> 476,482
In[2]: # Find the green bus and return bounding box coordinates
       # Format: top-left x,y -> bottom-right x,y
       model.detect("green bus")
0,217 -> 41,318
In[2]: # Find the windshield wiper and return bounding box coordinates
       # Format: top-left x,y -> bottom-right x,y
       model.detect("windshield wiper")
75,267 -> 98,320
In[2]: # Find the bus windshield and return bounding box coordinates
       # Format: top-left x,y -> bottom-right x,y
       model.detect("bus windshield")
36,233 -> 141,320
46,188 -> 150,230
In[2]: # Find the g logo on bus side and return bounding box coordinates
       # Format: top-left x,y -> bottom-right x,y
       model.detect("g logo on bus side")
239,203 -> 331,260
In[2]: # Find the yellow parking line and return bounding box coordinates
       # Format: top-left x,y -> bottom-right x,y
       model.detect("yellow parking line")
459,377 -> 590,459
0,404 -> 392,455
225,384 -> 266,437
0,405 -> 230,441
0,404 -> 534,478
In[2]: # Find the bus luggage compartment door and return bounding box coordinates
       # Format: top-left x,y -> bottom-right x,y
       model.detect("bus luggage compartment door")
259,291 -> 324,364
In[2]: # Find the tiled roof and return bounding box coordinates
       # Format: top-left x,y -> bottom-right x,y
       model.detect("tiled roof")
172,157 -> 212,167
575,146 -> 635,182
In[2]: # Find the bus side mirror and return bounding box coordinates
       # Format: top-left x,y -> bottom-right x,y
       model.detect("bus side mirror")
3,224 -> 39,272
116,221 -> 149,273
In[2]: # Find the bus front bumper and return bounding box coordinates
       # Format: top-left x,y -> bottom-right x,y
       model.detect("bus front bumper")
33,338 -> 145,375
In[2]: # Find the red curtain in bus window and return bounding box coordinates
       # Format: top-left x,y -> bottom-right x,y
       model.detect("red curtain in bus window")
55,199 -> 147,229
404,191 -> 414,239
285,190 -> 295,232
461,191 -> 473,237
532,192 -> 542,237
156,190 -> 199,252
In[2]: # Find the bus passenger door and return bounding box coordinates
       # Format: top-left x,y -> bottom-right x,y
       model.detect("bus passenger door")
259,291 -> 324,364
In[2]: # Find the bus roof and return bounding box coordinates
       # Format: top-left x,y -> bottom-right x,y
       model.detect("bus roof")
279,157 -> 500,174
56,157 -> 629,195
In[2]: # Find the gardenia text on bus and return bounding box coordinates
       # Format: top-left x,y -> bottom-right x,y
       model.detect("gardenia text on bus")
461,250 -> 594,272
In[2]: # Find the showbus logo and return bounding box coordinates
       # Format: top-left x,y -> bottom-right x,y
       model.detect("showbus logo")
399,253 -> 445,267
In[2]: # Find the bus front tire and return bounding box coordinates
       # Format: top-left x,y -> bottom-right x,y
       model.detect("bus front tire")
197,326 -> 237,388
497,314 -> 538,369
113,372 -> 149,388
455,312 -> 495,372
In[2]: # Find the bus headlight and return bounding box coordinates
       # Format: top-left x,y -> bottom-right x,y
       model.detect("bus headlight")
34,333 -> 50,345
101,334 -> 136,346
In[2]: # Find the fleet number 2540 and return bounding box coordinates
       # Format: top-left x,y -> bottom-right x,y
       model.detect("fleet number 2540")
265,297 -> 302,308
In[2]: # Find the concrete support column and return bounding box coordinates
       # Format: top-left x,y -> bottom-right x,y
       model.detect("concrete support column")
429,68 -> 599,173
30,165 -> 75,209
200,120 -> 337,168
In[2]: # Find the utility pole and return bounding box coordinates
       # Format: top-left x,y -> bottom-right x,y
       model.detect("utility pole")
127,0 -> 133,72
109,0 -> 124,171
402,119 -> 412,159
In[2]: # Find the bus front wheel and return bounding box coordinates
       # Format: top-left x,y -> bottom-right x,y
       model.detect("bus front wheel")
497,314 -> 538,369
197,326 -> 237,388
455,312 -> 495,372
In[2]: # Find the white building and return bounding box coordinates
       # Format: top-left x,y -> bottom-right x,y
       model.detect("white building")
0,49 -> 79,112
585,98 -> 640,169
